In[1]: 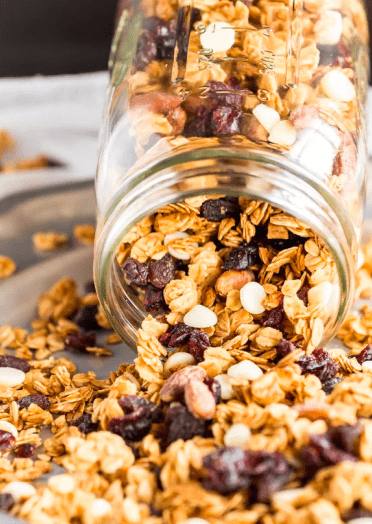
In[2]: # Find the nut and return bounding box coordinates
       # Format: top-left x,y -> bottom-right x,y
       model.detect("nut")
163,352 -> 197,376
184,378 -> 216,419
215,270 -> 255,297
241,114 -> 268,142
293,401 -> 331,421
160,365 -> 206,402
289,105 -> 319,130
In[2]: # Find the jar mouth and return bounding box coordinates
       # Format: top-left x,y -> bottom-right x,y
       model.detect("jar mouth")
94,145 -> 357,350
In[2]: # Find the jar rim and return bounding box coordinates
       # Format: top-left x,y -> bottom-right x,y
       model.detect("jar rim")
94,145 -> 357,350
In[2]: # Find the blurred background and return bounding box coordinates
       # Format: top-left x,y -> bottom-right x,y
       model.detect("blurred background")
0,0 -> 369,78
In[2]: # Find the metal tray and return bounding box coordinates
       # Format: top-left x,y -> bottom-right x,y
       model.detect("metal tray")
1,171 -> 372,524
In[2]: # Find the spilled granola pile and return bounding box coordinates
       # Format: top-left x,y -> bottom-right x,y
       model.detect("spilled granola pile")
0,202 -> 371,524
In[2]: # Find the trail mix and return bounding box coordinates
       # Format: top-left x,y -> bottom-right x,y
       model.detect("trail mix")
0,218 -> 371,523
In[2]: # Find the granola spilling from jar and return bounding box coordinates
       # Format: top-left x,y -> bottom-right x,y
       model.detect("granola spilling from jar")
122,0 -> 367,221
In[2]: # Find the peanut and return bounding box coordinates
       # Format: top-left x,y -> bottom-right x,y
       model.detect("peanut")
215,270 -> 255,297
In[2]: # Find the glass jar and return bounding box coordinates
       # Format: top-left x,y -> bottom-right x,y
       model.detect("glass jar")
94,0 -> 369,352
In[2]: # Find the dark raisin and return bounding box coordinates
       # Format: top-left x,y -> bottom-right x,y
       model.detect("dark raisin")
0,492 -> 14,512
84,280 -> 96,294
158,323 -> 193,347
269,231 -> 307,251
188,329 -> 210,362
165,405 -> 209,446
223,242 -> 259,271
0,430 -> 16,450
149,503 -> 162,517
65,332 -> 96,353
121,257 -> 149,286
334,38 -> 353,68
327,423 -> 362,455
301,431 -> 357,478
297,286 -> 309,306
211,106 -> 242,136
343,508 -> 372,521
70,413 -> 98,435
298,348 -> 339,393
202,448 -> 292,500
148,254 -> 176,289
263,305 -> 285,330
0,355 -> 30,373
200,197 -> 240,222
355,344 -> 372,364
74,304 -> 101,332
108,395 -> 161,442
144,284 -> 167,313
321,376 -> 342,395
133,29 -> 157,71
204,377 -> 221,404
15,443 -> 35,458
184,106 -> 213,138
206,81 -> 244,108
17,394 -> 50,410
156,19 -> 176,60
275,339 -> 298,361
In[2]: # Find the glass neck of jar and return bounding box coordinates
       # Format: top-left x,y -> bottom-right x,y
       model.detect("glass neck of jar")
94,147 -> 356,350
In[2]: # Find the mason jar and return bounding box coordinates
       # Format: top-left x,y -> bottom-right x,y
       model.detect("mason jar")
94,0 -> 369,353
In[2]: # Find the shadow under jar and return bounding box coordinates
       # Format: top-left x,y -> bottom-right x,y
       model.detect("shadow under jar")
94,0 -> 369,356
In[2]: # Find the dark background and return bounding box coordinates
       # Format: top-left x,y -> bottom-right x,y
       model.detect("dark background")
0,0 -> 371,77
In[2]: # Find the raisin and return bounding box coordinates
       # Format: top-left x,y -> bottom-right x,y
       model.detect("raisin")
322,376 -> 342,395
17,394 -> 50,410
223,242 -> 259,272
158,323 -> 193,347
144,284 -> 167,313
165,405 -> 209,447
0,430 -> 16,450
275,338 -> 297,361
204,377 -> 221,404
84,280 -> 96,294
108,395 -> 161,442
206,81 -> 244,108
200,197 -> 240,222
156,19 -> 176,60
121,257 -> 149,286
328,423 -> 362,455
0,355 -> 30,373
65,332 -> 96,353
301,431 -> 357,478
343,508 -> 372,521
70,413 -> 98,435
148,254 -> 176,289
297,286 -> 309,306
269,231 -> 307,251
15,443 -> 35,458
74,304 -> 101,332
0,492 -> 14,512
298,348 -> 339,393
202,448 -> 292,500
184,106 -> 213,138
211,106 -> 242,136
133,29 -> 157,71
175,7 -> 201,62
188,329 -> 210,362
263,305 -> 285,330
355,344 -> 372,364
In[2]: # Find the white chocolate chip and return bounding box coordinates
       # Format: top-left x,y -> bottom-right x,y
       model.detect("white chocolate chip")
347,520 -> 372,524
164,232 -> 196,261
48,474 -> 76,494
362,361 -> 372,373
164,352 -> 197,374
91,498 -> 112,518
228,360 -> 263,380
268,120 -> 297,147
0,367 -> 25,387
0,420 -> 18,438
240,281 -> 267,315
182,519 -> 210,524
200,21 -> 235,53
307,281 -> 333,307
272,488 -> 304,504
183,304 -> 218,328
314,11 -> 343,45
320,70 -> 356,102
3,481 -> 36,502
252,104 -> 280,132
215,374 -> 235,400
223,423 -> 251,448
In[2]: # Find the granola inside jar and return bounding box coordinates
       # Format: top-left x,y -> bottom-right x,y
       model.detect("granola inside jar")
94,0 -> 369,351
